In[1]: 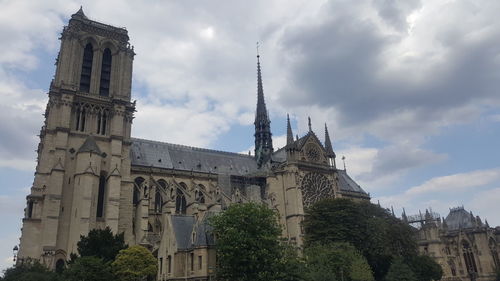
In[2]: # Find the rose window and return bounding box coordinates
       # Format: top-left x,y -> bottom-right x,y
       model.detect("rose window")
300,172 -> 334,208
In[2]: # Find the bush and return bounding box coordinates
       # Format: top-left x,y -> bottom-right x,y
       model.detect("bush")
112,245 -> 157,281
1,260 -> 62,281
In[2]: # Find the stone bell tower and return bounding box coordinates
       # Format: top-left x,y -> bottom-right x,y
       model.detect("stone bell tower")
18,7 -> 135,268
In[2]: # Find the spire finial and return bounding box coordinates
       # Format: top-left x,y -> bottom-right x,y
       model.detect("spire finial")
286,114 -> 294,145
73,6 -> 88,19
256,42 -> 260,59
342,155 -> 346,170
324,123 -> 336,160
308,116 -> 312,132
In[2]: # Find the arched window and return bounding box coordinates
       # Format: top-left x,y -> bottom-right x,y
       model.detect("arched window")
75,107 -> 87,132
155,188 -> 163,213
96,110 -> 107,135
179,182 -> 188,190
96,174 -> 106,218
133,187 -> 140,206
55,259 -> 65,273
462,240 -> 478,274
80,43 -> 93,93
167,255 -> 172,273
99,48 -> 112,96
158,179 -> 167,190
175,188 -> 187,214
27,200 -> 34,218
196,190 -> 205,204
133,177 -> 145,207
448,260 -> 457,276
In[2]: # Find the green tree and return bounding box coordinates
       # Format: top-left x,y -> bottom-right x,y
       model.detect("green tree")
63,256 -> 115,281
303,198 -> 417,280
112,245 -> 157,281
276,243 -> 306,281
408,255 -> 443,281
1,260 -> 62,281
210,202 -> 287,281
76,226 -> 127,262
385,257 -> 417,281
303,242 -> 373,281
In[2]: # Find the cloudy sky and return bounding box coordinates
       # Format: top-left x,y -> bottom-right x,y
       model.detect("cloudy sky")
1,0 -> 500,272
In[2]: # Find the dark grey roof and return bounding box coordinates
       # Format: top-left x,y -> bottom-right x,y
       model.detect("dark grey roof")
78,136 -> 102,154
444,207 -> 477,231
130,138 -> 258,175
171,215 -> 195,250
194,213 -> 215,247
337,170 -> 368,195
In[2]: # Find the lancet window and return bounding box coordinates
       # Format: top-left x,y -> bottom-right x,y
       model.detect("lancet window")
99,48 -> 112,96
26,200 -> 34,218
96,109 -> 108,135
175,188 -> 187,214
96,174 -> 106,218
75,106 -> 87,132
80,43 -> 93,93
155,188 -> 163,213
133,177 -> 145,207
462,240 -> 478,274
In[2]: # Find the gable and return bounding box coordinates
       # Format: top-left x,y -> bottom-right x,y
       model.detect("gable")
297,132 -> 328,164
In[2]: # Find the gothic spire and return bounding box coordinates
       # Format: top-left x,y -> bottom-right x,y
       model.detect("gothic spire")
255,52 -> 268,120
287,114 -> 294,145
73,6 -> 88,19
254,49 -> 273,167
324,123 -> 335,158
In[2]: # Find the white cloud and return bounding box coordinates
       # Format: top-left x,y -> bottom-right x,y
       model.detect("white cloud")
377,168 -> 500,222
0,0 -> 500,270
469,187 -> 500,226
407,168 -> 500,196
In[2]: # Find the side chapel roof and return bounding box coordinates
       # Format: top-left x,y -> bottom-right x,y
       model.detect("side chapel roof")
337,169 -> 368,195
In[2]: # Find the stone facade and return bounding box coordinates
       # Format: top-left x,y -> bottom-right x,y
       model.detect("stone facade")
18,9 -> 370,280
407,207 -> 500,281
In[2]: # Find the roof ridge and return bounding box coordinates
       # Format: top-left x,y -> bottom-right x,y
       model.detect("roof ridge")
131,137 -> 254,158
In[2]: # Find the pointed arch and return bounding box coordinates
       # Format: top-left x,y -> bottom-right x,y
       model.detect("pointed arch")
462,240 -> 478,274
99,48 -> 112,96
175,188 -> 187,214
96,108 -> 108,135
133,177 -> 145,207
154,188 -> 163,213
26,200 -> 34,218
158,179 -> 167,190
80,43 -> 93,93
96,172 -> 106,218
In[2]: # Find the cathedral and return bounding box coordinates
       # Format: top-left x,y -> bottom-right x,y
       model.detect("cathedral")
405,207 -> 500,281
17,8 -> 370,280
